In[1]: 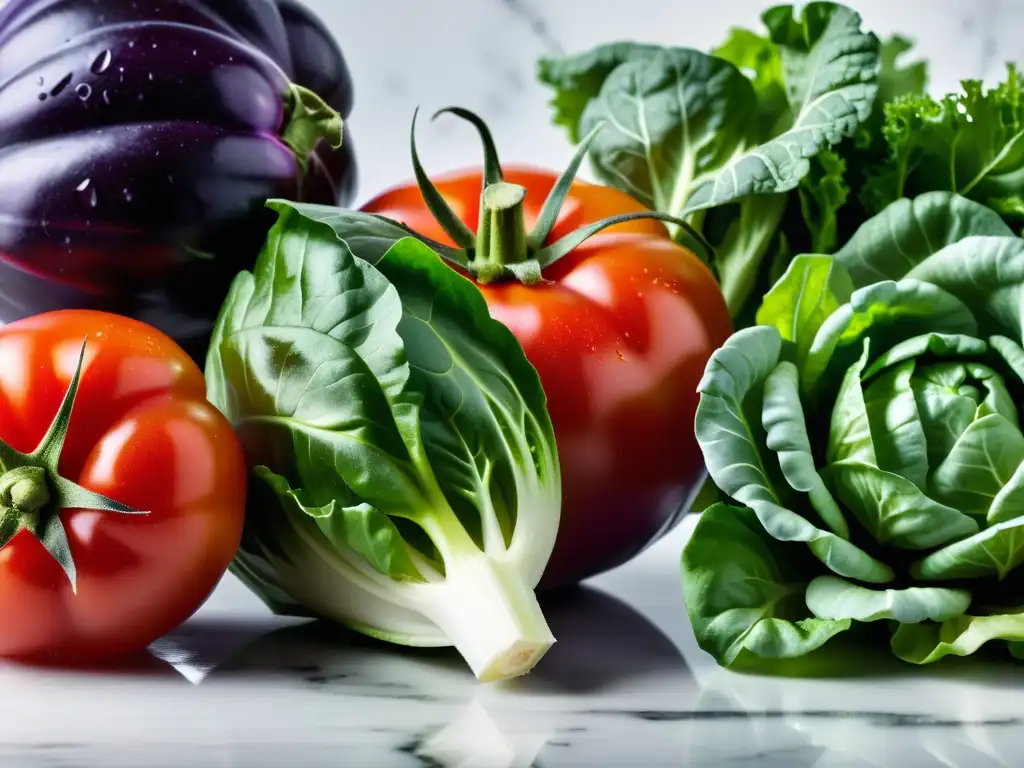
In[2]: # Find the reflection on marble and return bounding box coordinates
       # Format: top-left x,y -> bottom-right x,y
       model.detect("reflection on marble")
3,519 -> 1024,765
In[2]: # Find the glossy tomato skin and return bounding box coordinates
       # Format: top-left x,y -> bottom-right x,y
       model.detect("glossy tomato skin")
363,167 -> 732,587
0,310 -> 246,663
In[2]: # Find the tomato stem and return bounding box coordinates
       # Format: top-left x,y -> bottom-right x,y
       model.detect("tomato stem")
0,466 -> 50,516
0,339 -> 149,592
474,182 -> 529,283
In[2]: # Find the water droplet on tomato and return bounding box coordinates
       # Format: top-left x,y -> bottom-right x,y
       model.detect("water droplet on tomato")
616,350 -> 625,361
91,49 -> 113,74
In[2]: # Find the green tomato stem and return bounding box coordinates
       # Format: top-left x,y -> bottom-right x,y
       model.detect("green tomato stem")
0,466 -> 50,516
474,182 -> 529,282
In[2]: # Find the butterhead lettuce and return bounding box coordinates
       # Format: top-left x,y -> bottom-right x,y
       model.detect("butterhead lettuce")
683,191 -> 1024,667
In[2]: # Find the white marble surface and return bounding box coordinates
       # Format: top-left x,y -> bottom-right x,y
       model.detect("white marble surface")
6,517 -> 1024,766
5,1 -> 1024,765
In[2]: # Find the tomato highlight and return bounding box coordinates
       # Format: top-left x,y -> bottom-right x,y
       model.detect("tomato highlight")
0,310 -> 246,663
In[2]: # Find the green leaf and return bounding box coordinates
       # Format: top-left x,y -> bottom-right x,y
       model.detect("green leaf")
707,194 -> 789,317
827,340 -> 877,466
278,202 -> 469,268
762,361 -> 848,538
991,335 -> 1024,386
255,466 -> 422,581
906,359 -> 993,471
833,192 -> 1013,289
805,575 -> 971,623
797,147 -> 849,254
860,361 -> 929,488
696,327 -> 893,583
912,515 -> 1024,581
863,64 -> 1024,219
681,503 -> 851,667
930,414 -> 1024,518
372,238 -> 559,554
827,460 -> 979,550
989,462 -> 1024,525
906,235 -> 1024,341
861,333 -> 989,380
223,326 -> 426,513
685,4 -> 879,210
577,47 -> 753,215
536,43 -> 661,143
891,610 -> 1024,664
755,254 -> 853,371
803,279 -> 978,393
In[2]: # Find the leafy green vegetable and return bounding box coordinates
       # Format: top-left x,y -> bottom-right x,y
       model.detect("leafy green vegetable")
862,65 -> 1024,221
686,192 -> 1024,669
539,2 -> 881,320
205,201 -> 562,682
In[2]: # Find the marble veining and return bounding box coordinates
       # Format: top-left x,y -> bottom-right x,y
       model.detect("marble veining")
3,1 -> 1024,765
1,518 -> 1021,766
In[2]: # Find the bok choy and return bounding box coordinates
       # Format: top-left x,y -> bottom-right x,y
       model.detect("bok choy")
204,201 -> 561,682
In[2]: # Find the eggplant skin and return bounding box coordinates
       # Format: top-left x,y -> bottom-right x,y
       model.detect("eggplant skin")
0,0 -> 357,361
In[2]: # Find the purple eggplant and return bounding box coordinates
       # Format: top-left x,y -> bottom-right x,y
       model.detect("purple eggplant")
0,0 -> 356,360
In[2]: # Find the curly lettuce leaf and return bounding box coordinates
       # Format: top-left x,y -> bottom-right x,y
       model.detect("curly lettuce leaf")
862,64 -> 1024,220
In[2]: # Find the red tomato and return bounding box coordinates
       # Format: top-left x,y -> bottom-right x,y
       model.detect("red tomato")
0,310 -> 246,663
364,166 -> 732,587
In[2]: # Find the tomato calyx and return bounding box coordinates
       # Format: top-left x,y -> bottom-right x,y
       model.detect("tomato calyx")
408,106 -> 715,286
0,340 -> 147,592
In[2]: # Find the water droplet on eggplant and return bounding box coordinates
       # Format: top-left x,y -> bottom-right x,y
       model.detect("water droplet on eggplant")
50,73 -> 73,97
123,189 -> 133,203
37,93 -> 46,101
75,83 -> 92,101
36,76 -> 44,86
91,50 -> 113,74
102,90 -> 111,105
76,178 -> 98,208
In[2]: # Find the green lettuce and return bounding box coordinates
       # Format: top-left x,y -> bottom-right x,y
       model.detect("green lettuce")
538,2 -> 881,320
683,191 -> 1024,669
862,64 -> 1024,223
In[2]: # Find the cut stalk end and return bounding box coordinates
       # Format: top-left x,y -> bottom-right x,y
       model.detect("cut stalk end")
418,552 -> 555,682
